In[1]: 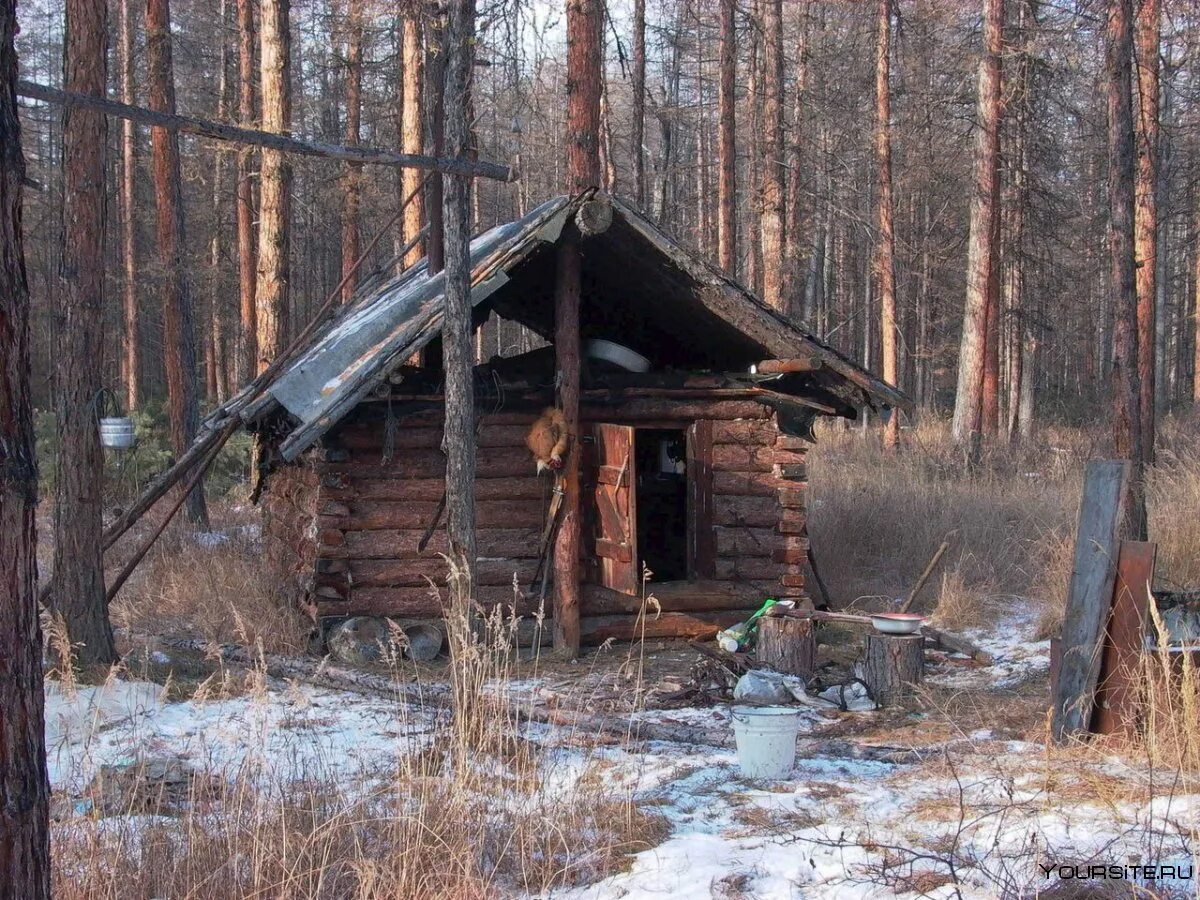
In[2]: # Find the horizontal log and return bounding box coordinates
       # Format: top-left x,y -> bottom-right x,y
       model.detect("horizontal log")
711,419 -> 779,446
715,526 -> 781,557
778,510 -> 807,534
580,609 -> 756,644
712,444 -> 775,473
333,424 -> 531,452
581,400 -> 771,422
713,494 -> 781,528
321,498 -> 544,531
777,487 -> 806,509
329,446 -> 534,480
330,557 -> 540,588
778,464 -> 807,481
322,475 -> 549,503
334,527 -> 542,560
773,546 -> 810,565
17,80 -> 514,181
775,435 -> 810,451
316,585 -> 539,619
582,580 -> 764,615
716,558 -> 793,581
713,471 -> 784,497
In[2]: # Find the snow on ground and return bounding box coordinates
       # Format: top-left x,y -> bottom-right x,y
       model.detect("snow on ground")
44,678 -> 434,792
43,605 -> 1198,898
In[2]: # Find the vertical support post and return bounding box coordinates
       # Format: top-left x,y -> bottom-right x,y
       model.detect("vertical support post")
553,232 -> 582,654
553,0 -> 601,657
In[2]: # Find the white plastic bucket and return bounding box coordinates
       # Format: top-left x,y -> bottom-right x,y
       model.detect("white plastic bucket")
731,706 -> 802,779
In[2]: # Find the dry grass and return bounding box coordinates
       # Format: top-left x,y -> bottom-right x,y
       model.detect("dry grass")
51,590 -> 667,899
109,508 -> 310,656
808,415 -> 1200,636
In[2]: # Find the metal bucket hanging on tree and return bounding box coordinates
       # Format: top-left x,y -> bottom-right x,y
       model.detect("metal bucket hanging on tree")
97,388 -> 136,450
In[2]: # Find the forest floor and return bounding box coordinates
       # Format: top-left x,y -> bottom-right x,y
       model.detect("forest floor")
39,417 -> 1200,898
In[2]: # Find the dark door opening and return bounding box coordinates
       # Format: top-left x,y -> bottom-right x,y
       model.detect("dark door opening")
634,428 -> 688,582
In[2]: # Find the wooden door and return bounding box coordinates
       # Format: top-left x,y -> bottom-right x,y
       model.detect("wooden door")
584,423 -> 638,595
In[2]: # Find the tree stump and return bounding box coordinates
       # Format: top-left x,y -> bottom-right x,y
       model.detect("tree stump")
862,633 -> 924,707
756,616 -> 816,677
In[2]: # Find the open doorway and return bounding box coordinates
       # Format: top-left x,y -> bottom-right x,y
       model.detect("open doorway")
634,428 -> 688,581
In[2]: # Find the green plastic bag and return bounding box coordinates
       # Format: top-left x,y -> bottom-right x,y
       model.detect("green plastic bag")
715,598 -> 790,653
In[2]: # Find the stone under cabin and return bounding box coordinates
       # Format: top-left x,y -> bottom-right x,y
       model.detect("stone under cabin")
246,191 -> 910,647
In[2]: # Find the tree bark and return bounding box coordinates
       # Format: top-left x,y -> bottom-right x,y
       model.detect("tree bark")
340,0 -> 363,303
1195,187 -> 1200,406
1133,0 -> 1158,464
951,0 -> 1004,451
50,0 -> 117,670
425,16 -> 446,275
208,0 -> 231,403
759,0 -> 785,310
235,0 -> 257,385
400,12 -> 425,270
554,0 -> 602,657
875,0 -> 899,450
1106,0 -> 1145,538
146,0 -> 208,527
0,2 -> 51,892
118,0 -> 138,412
256,0 -> 290,373
441,0 -> 477,629
785,3 -> 809,316
631,0 -> 646,208
716,0 -> 736,275
756,616 -> 816,677
862,633 -> 924,707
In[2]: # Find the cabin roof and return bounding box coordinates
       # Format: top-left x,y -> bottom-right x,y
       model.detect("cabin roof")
245,191 -> 911,461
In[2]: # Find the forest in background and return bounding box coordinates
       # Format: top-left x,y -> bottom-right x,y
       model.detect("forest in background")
12,0 -> 1200,432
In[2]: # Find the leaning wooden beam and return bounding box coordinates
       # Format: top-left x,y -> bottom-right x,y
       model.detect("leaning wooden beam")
17,79 -> 514,182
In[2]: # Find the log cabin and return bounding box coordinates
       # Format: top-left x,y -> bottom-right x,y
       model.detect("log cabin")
244,192 -> 911,646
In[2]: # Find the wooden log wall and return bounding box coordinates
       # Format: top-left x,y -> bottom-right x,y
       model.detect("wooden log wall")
260,398 -> 812,640
306,408 -> 549,619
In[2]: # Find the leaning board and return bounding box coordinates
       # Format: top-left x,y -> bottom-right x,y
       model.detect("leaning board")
1051,460 -> 1131,743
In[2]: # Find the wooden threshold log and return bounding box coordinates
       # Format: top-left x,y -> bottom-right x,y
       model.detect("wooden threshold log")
580,609 -> 755,644
756,615 -> 816,676
582,580 -> 763,615
18,79 -> 514,181
862,633 -> 924,707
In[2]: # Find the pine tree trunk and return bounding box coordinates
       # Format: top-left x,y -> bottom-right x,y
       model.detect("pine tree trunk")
1194,189 -> 1200,406
400,12 -> 425,269
118,0 -> 139,411
256,0 -> 291,373
340,0 -> 363,302
50,0 -> 117,669
716,0 -> 736,275
235,0 -> 257,385
146,0 -> 208,527
759,0 -> 784,311
208,0 -> 230,403
1106,0 -> 1145,537
875,0 -> 899,450
631,0 -> 646,208
442,0 -> 477,625
951,0 -> 1004,450
785,4 -> 809,316
0,3 -> 51,889
1133,0 -> 1158,464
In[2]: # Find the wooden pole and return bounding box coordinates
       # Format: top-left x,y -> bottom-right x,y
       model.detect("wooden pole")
552,0 -> 602,657
16,78 -> 514,181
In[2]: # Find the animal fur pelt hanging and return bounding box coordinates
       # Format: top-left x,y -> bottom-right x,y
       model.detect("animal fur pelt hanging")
525,407 -> 570,473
